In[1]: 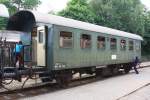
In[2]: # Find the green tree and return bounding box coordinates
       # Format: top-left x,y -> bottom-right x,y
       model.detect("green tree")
58,0 -> 96,23
90,0 -> 145,35
142,10 -> 150,56
11,0 -> 41,11
0,0 -> 17,15
58,0 -> 150,57
0,17 -> 7,29
58,0 -> 146,35
0,0 -> 41,13
144,11 -> 150,34
0,0 -> 41,29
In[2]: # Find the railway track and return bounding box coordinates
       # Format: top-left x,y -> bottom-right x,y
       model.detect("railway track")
116,83 -> 150,100
0,75 -> 98,100
0,64 -> 149,100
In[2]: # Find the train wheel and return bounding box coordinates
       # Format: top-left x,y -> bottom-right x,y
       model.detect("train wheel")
124,68 -> 130,74
123,64 -> 132,74
101,67 -> 112,77
112,66 -> 119,75
56,70 -> 72,88
96,68 -> 102,76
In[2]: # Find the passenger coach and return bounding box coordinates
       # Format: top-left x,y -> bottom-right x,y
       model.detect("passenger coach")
0,7 -> 143,86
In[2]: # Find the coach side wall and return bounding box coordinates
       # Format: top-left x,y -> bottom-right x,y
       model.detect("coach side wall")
51,25 -> 141,70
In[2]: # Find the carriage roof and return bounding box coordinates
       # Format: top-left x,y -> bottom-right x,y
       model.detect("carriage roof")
8,10 -> 143,41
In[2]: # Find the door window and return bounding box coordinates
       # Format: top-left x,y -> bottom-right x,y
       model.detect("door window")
39,30 -> 44,43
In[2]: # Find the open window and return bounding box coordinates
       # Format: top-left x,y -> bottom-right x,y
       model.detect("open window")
129,41 -> 134,51
97,36 -> 105,49
59,31 -> 73,48
80,34 -> 91,49
120,39 -> 126,50
110,38 -> 117,50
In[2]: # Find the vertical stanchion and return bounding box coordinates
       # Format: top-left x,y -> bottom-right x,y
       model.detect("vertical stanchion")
23,45 -> 24,68
0,37 -> 2,86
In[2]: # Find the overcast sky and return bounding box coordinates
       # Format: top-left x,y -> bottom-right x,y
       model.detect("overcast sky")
37,0 -> 150,14
36,0 -> 70,13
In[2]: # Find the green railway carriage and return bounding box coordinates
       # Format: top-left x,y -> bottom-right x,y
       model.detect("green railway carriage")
6,10 -> 143,74
52,25 -> 142,70
0,7 -> 143,85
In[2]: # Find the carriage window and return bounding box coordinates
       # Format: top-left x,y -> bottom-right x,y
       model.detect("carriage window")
97,36 -> 105,49
110,38 -> 117,50
80,34 -> 91,48
39,30 -> 44,43
135,41 -> 140,51
129,41 -> 134,51
120,39 -> 126,50
59,31 -> 73,48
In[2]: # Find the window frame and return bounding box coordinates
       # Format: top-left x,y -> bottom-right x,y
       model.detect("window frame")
59,31 -> 73,48
135,41 -> 140,51
129,40 -> 134,51
80,34 -> 92,49
110,37 -> 117,50
97,36 -> 106,50
39,30 -> 44,43
120,39 -> 126,51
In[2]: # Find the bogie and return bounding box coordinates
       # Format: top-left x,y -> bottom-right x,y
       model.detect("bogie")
123,63 -> 132,74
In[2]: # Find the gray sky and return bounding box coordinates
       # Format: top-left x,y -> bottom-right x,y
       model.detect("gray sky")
36,0 -> 150,13
37,0 -> 70,13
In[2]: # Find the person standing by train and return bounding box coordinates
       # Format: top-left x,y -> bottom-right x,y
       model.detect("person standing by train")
14,41 -> 23,68
133,56 -> 140,74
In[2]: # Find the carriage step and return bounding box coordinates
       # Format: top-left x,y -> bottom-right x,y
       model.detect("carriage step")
40,76 -> 51,79
35,71 -> 49,74
2,67 -> 15,69
32,68 -> 48,72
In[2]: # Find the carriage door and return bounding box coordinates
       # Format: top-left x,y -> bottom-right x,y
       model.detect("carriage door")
37,26 -> 46,67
